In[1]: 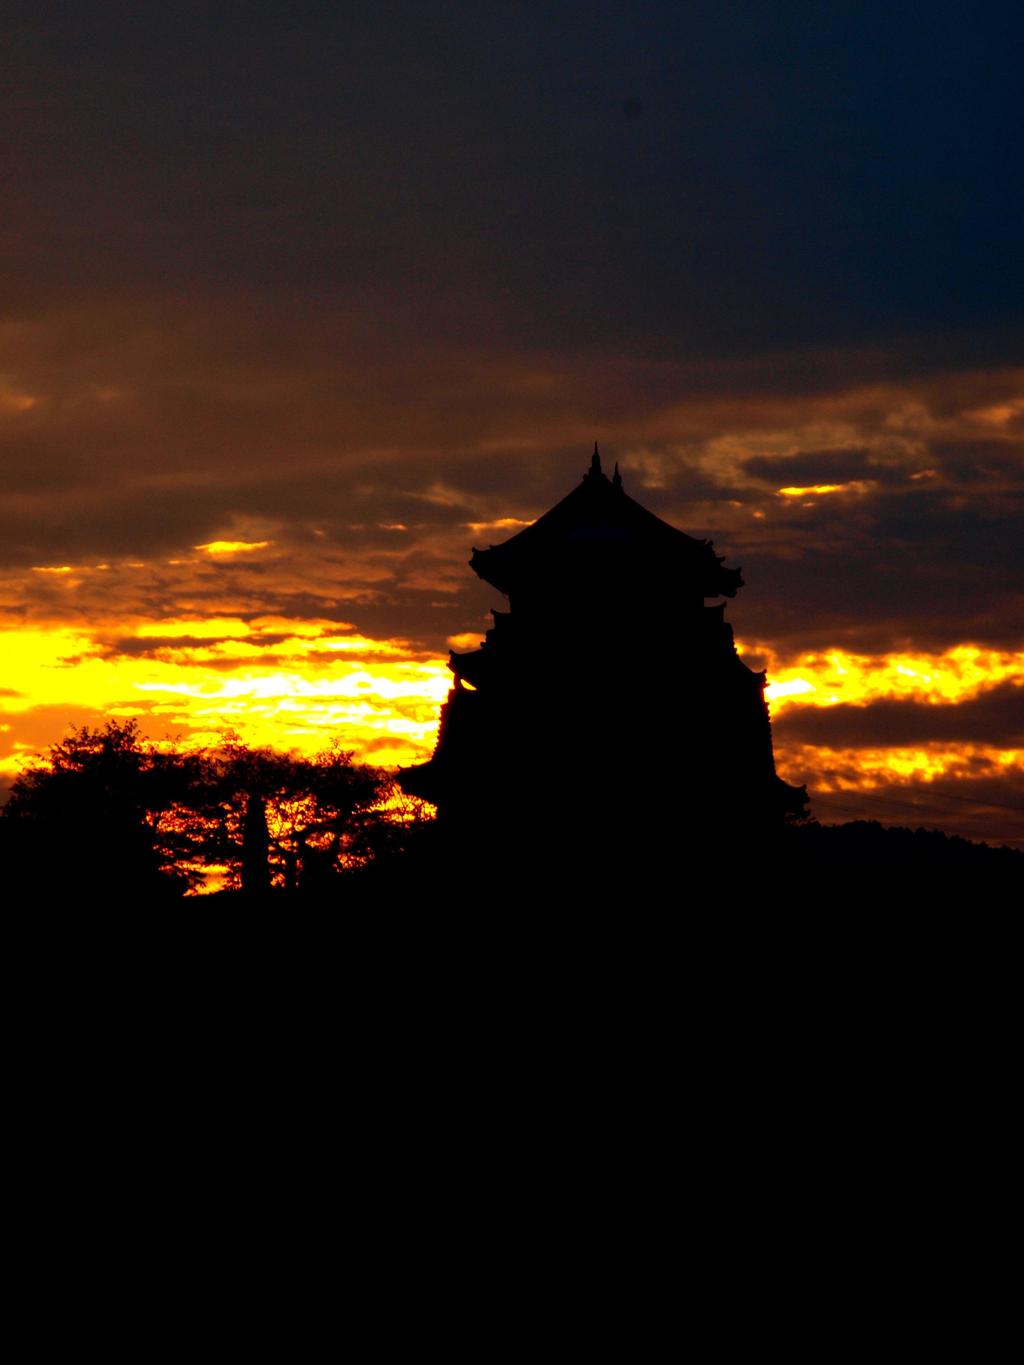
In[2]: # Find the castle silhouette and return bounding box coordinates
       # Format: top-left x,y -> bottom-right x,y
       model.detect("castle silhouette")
401,447 -> 806,856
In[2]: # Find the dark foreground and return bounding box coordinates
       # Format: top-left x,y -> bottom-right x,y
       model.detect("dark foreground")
177,818 -> 1021,920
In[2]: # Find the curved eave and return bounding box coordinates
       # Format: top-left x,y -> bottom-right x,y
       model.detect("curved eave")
468,462 -> 745,596
472,545 -> 743,598
718,565 -> 744,598
449,647 -> 489,688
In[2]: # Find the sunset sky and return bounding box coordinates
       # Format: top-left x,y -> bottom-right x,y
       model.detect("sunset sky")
2,3 -> 1022,848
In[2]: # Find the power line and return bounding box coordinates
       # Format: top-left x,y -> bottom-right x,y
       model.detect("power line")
812,792 -> 949,820
810,796 -> 1023,847
897,788 -> 1024,815
811,797 -> 888,820
812,795 -> 952,820
808,787 -> 1024,819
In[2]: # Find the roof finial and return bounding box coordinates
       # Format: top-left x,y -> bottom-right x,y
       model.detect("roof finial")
612,461 -> 623,490
591,441 -> 601,474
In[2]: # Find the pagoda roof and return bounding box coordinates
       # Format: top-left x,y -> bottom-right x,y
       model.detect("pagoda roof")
470,446 -> 742,598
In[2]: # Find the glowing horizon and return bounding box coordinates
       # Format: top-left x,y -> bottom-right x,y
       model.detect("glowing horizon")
758,644 -> 1024,710
3,616 -> 1020,839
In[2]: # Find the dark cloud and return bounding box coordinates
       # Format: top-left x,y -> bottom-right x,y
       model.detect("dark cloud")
3,4 -> 1023,358
733,550 -> 1024,655
717,429 -> 1024,653
928,441 -> 1024,486
3,345 -> 1023,656
741,450 -> 881,486
774,682 -> 1024,749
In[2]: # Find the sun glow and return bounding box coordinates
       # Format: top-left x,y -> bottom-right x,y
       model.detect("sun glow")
3,612 -> 1022,824
194,540 -> 271,556
753,642 -> 1024,800
760,645 -> 1024,710
0,619 -> 450,780
465,517 -> 533,534
776,481 -> 874,498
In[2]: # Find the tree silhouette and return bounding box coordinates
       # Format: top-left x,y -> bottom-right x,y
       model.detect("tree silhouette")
0,723 -> 419,900
1,719 -> 200,899
170,737 -> 398,894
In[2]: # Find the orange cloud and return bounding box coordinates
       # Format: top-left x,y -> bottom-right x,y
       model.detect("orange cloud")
777,740 -> 1022,791
757,644 -> 1024,711
194,540 -> 271,556
776,481 -> 874,497
0,618 -> 449,781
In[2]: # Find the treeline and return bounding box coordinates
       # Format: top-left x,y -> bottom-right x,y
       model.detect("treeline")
0,720 -> 430,901
5,720 -> 1019,909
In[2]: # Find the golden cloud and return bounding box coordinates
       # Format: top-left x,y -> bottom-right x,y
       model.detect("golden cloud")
0,618 -> 449,780
777,740 -> 1022,791
757,644 -> 1024,711
776,481 -> 874,498
194,540 -> 272,556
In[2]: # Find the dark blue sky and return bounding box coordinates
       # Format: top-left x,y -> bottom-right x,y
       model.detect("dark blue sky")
5,1 -> 1022,358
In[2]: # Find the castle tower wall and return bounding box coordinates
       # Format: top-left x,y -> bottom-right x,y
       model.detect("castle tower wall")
400,449 -> 806,847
